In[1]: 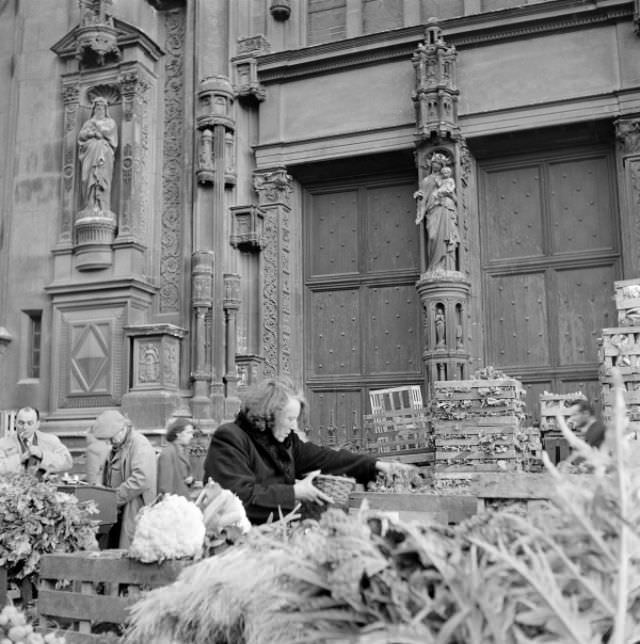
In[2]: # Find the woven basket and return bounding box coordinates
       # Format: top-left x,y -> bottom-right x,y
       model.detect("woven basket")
299,474 -> 356,521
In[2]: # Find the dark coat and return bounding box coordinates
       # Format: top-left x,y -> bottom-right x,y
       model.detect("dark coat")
203,413 -> 378,524
157,442 -> 193,498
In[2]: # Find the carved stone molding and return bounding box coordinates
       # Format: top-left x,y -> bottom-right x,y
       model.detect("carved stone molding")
196,129 -> 215,184
616,117 -> 640,156
252,167 -> 293,207
160,8 -> 186,313
197,75 -> 235,132
230,204 -> 265,251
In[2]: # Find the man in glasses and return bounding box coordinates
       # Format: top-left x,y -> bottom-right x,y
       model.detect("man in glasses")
90,409 -> 157,548
0,406 -> 72,476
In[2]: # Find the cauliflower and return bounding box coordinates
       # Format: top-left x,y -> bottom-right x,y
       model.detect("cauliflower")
128,494 -> 206,563
0,604 -> 65,644
196,479 -> 251,538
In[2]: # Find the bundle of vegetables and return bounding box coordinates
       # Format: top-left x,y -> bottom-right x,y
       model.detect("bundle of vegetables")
195,479 -> 251,539
124,369 -> 640,644
128,494 -> 206,563
0,474 -> 98,584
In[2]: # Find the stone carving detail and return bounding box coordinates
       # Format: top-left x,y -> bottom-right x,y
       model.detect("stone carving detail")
616,118 -> 640,155
232,35 -> 270,105
77,97 -> 118,218
230,204 -> 265,251
76,0 -> 121,67
253,168 -> 292,206
261,210 -> 279,377
415,151 -> 460,274
160,8 -> 186,312
412,19 -> 459,142
61,83 -> 81,242
139,343 -> 161,383
196,129 -> 215,184
163,342 -> 178,387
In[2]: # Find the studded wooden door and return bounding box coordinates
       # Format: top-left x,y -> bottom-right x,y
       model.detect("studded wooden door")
479,145 -> 620,423
303,175 -> 422,447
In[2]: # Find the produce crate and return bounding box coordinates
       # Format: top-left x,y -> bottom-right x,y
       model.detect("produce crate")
37,550 -> 193,643
362,408 -> 434,464
598,327 -> 640,375
614,278 -> 640,325
539,391 -> 586,432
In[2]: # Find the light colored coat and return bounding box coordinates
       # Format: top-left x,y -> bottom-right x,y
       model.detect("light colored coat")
103,430 -> 157,548
0,430 -> 73,475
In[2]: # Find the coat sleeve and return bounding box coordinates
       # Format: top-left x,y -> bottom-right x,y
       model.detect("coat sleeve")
203,425 -> 296,524
156,447 -> 176,496
115,436 -> 157,507
294,439 -> 378,486
39,433 -> 73,474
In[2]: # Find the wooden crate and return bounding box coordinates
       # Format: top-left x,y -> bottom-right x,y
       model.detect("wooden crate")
614,278 -> 640,312
38,550 -> 193,643
539,392 -> 586,432
599,327 -> 640,374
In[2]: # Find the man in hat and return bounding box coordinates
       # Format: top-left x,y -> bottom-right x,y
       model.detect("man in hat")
90,409 -> 157,548
0,407 -> 72,476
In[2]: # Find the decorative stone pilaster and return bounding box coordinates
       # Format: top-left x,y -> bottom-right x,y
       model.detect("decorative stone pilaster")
223,273 -> 242,415
616,117 -> 640,277
232,35 -> 270,106
191,251 -> 214,419
253,167 -> 293,377
121,323 -> 186,430
59,81 -> 81,249
413,21 -> 472,388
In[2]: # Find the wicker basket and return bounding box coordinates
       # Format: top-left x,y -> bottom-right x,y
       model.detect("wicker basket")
299,474 -> 356,521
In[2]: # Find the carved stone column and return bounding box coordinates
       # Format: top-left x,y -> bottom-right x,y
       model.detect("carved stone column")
412,20 -> 472,391
121,323 -> 186,430
191,251 -> 214,421
223,273 -> 242,415
252,167 -> 293,377
615,117 -> 640,277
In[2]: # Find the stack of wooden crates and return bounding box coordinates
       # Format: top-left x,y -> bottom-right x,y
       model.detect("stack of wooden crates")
431,372 -> 541,471
598,278 -> 640,435
538,391 -> 587,464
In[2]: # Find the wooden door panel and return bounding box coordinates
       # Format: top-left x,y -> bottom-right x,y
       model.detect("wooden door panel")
548,156 -> 615,255
365,284 -> 421,375
309,288 -> 361,376
483,165 -> 543,261
365,183 -> 419,272
307,389 -> 363,447
309,189 -> 358,276
486,272 -> 549,368
556,265 -> 617,366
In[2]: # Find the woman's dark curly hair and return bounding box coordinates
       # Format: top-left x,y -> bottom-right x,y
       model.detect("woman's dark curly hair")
239,376 -> 307,434
165,417 -> 195,443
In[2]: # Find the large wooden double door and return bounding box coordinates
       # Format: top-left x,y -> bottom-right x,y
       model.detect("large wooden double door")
303,174 -> 422,446
479,144 -> 620,421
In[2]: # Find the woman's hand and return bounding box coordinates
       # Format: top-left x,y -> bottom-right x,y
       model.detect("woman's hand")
375,460 -> 419,478
294,470 -> 334,505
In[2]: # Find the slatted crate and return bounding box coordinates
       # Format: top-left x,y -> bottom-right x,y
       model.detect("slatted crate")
598,327 -> 640,376
37,550 -> 193,643
539,391 -> 587,433
614,278 -> 640,326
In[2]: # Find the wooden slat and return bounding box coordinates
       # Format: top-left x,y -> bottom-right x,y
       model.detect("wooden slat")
38,589 -> 131,623
39,551 -> 191,586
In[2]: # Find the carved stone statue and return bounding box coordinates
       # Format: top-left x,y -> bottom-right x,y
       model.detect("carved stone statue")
77,97 -> 118,216
415,153 -> 460,273
435,306 -> 446,348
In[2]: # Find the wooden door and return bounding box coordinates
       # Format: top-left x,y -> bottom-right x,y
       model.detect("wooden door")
304,175 -> 421,446
479,146 -> 620,423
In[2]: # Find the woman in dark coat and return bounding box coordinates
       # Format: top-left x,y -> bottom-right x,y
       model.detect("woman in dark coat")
203,377 -> 415,524
157,418 -> 195,498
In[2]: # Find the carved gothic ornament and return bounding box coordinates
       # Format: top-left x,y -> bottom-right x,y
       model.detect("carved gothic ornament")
616,117 -> 640,156
191,251 -> 214,309
253,168 -> 293,207
232,35 -> 270,105
412,19 -> 460,142
197,75 -> 235,132
75,0 -> 120,66
230,204 -> 265,251
223,273 -> 242,311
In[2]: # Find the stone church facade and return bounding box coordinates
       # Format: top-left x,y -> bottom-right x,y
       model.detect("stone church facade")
0,0 -> 639,448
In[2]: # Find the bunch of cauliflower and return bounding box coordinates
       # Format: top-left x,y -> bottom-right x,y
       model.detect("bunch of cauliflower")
0,604 -> 65,644
128,495 -> 206,563
196,479 -> 251,538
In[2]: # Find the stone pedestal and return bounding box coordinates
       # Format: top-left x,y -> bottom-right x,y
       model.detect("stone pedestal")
121,324 -> 186,430
74,213 -> 117,270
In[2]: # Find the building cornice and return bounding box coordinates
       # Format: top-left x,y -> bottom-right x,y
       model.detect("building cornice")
257,0 -> 633,83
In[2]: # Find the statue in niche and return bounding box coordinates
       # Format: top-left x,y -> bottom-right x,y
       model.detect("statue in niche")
435,305 -> 446,348
415,153 -> 460,273
77,97 -> 118,217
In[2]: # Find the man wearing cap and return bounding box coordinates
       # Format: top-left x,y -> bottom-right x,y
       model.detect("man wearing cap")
90,409 -> 157,548
0,406 -> 72,476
